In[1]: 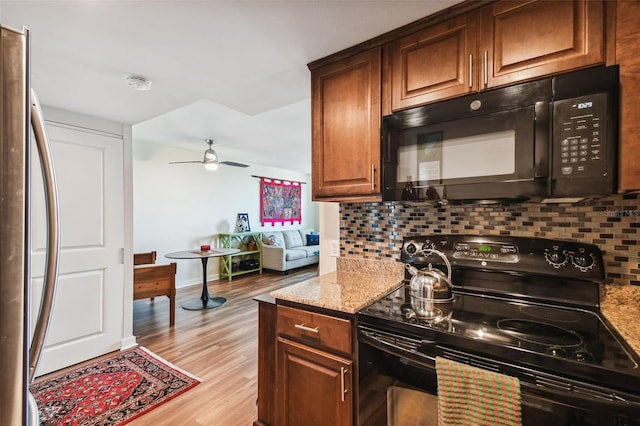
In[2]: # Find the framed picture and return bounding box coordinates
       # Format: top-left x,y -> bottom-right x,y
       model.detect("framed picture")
235,213 -> 251,232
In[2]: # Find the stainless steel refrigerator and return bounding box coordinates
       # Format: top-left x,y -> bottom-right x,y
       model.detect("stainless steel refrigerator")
1,25 -> 60,426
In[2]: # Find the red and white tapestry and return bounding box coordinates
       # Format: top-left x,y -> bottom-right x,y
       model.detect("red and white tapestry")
260,177 -> 302,226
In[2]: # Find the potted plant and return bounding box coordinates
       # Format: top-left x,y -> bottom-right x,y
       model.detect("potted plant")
246,236 -> 257,251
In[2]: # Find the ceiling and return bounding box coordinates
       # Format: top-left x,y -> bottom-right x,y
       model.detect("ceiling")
1,0 -> 461,173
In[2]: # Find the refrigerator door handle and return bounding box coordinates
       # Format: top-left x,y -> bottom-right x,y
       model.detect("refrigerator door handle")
28,89 -> 60,383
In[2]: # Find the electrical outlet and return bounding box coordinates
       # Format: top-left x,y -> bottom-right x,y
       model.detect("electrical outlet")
329,240 -> 340,257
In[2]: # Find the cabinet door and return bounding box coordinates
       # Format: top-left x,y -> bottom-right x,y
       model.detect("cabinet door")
277,338 -> 352,426
616,0 -> 640,191
390,13 -> 478,111
311,48 -> 381,200
480,0 -> 605,88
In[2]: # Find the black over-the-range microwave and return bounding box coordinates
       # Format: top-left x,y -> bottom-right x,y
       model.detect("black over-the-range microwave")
381,65 -> 620,204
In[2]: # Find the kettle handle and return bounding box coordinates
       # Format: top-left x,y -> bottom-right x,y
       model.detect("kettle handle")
421,249 -> 452,281
405,264 -> 419,276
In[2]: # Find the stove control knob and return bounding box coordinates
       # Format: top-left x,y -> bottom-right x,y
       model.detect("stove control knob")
573,348 -> 594,362
405,242 -> 419,256
421,240 -> 436,254
571,249 -> 595,272
545,247 -> 568,268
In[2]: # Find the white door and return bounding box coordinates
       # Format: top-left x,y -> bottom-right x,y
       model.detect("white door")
30,122 -> 124,376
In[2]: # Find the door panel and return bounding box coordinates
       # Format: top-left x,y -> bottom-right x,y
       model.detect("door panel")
30,123 -> 124,376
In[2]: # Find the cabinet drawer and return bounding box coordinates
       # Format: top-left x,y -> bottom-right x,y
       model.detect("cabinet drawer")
277,305 -> 352,356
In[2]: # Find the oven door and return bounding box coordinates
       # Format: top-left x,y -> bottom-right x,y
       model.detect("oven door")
358,327 -> 640,426
381,102 -> 549,204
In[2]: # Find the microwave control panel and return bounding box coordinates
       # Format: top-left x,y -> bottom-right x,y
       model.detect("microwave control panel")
553,92 -> 608,178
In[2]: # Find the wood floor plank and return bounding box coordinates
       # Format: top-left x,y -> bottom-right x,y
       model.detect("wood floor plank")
128,267 -> 318,425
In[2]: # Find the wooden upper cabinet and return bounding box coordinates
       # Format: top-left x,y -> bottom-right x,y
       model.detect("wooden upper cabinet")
480,0 -> 605,89
389,14 -> 478,111
386,0 -> 605,111
615,0 -> 640,190
311,48 -> 381,200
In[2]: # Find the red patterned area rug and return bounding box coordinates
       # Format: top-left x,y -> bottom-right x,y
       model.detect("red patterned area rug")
30,346 -> 201,425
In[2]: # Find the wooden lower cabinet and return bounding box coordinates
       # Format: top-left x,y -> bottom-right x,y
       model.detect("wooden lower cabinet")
277,338 -> 353,426
255,297 -> 277,426
256,303 -> 356,425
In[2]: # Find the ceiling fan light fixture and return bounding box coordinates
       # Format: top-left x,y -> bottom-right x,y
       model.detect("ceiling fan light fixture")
203,149 -> 218,163
168,138 -> 249,169
125,75 -> 152,91
204,162 -> 219,171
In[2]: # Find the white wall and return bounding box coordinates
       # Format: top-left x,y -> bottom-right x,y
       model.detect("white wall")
133,141 -> 318,287
319,202 -> 339,275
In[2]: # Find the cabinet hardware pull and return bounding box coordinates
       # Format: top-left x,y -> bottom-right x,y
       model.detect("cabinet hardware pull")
469,54 -> 473,88
341,367 -> 348,402
483,50 -> 488,87
294,323 -> 319,334
371,164 -> 375,191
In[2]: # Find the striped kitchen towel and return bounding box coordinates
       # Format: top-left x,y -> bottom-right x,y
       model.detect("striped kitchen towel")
436,356 -> 522,426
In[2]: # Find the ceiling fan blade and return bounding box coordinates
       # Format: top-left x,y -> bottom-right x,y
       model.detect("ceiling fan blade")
169,160 -> 204,164
220,161 -> 250,168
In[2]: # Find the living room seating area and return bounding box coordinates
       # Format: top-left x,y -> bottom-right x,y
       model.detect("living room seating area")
261,228 -> 319,273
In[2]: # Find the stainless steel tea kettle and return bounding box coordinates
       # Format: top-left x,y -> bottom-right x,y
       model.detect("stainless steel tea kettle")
406,249 -> 454,318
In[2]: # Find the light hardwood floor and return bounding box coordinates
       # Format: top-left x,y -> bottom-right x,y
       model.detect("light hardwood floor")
128,266 -> 318,425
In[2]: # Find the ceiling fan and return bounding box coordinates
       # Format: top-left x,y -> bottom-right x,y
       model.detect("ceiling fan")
169,139 -> 249,170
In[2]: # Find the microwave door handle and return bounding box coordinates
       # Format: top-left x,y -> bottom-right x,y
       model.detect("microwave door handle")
534,101 -> 550,179
28,89 -> 60,383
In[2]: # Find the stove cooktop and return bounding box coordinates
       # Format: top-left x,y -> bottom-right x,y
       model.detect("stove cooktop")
358,234 -> 640,393
359,283 -> 640,394
361,284 -> 636,370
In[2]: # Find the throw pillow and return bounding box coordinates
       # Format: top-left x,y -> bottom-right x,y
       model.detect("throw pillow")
265,234 -> 280,246
306,233 -> 319,246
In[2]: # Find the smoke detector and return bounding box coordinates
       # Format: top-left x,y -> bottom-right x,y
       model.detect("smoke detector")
125,75 -> 152,91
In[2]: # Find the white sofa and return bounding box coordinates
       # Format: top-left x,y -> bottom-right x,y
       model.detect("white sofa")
261,228 -> 319,273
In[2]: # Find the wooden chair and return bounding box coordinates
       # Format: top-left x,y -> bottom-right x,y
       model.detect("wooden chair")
134,251 -> 157,265
134,262 -> 177,327
134,251 -> 158,301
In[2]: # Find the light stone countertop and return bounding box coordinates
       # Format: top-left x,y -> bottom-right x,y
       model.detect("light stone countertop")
270,258 -> 404,314
270,270 -> 403,314
600,284 -> 640,357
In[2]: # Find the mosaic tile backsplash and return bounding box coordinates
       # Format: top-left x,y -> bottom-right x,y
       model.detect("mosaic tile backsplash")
340,192 -> 640,286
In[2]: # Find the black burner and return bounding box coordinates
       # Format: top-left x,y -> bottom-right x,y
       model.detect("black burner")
519,305 -> 582,323
497,319 -> 583,347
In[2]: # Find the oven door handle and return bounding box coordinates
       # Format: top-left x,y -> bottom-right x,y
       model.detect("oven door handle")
521,381 -> 640,417
359,328 -> 436,369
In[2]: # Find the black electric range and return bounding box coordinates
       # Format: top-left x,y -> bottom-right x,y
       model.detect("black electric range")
357,235 -> 640,413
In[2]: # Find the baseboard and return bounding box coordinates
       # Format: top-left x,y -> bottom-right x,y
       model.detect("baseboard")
120,335 -> 137,350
